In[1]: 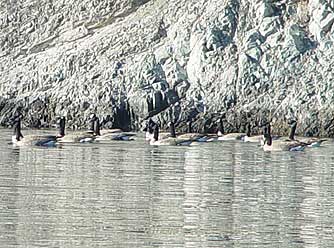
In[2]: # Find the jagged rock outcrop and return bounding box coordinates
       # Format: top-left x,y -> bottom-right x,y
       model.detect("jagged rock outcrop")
1,0 -> 334,136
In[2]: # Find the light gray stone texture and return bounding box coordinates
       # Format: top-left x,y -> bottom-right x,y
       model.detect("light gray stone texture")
1,0 -> 334,136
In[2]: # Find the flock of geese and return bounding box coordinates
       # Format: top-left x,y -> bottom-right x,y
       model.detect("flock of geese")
10,113 -> 328,152
144,118 -> 327,151
11,114 -> 135,146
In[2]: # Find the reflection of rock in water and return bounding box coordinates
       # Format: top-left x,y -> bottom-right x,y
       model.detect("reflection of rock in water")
298,152 -> 321,248
230,147 -> 331,246
11,145 -> 102,246
183,145 -> 234,247
144,146 -> 186,245
183,147 -> 204,246
9,144 -> 123,246
0,148 -> 20,247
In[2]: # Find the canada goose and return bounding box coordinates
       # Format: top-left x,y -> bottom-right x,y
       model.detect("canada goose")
217,117 -> 245,141
144,118 -> 171,141
11,116 -> 60,147
175,120 -> 211,142
286,120 -> 326,147
88,114 -> 124,135
257,120 -> 283,145
57,116 -> 95,143
149,124 -> 192,146
262,123 -> 306,152
94,117 -> 135,141
243,122 -> 264,143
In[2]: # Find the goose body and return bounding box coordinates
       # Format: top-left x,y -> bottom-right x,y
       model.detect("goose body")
242,122 -> 264,143
243,135 -> 264,143
262,122 -> 306,152
146,128 -> 209,142
12,134 -> 58,147
216,117 -> 245,141
277,135 -> 327,148
11,117 -> 59,147
95,132 -> 135,141
263,139 -> 305,152
149,124 -> 192,146
93,117 -> 135,141
218,133 -> 245,141
177,133 -> 210,142
177,120 -> 211,142
145,119 -> 210,143
150,137 -> 192,146
57,132 -> 95,143
293,136 -> 326,147
56,116 -> 95,143
285,120 -> 326,148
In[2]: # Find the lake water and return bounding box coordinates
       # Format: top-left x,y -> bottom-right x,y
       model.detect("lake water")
1,128 -> 334,248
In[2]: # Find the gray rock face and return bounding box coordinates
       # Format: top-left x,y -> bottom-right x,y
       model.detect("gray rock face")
1,0 -> 334,136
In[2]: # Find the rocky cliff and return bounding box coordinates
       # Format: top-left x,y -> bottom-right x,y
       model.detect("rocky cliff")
1,0 -> 334,136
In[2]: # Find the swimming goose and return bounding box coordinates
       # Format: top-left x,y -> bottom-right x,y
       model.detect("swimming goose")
262,123 -> 306,152
286,120 -> 326,147
11,116 -> 60,147
243,122 -> 264,143
94,117 -> 135,141
174,120 -> 211,142
57,116 -> 95,143
149,124 -> 192,146
144,118 -> 171,141
217,117 -> 245,141
88,114 -> 124,135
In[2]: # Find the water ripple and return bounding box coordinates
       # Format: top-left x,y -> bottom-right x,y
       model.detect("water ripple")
1,128 -> 334,247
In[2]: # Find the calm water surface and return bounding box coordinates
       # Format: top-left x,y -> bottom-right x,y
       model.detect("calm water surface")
1,128 -> 334,248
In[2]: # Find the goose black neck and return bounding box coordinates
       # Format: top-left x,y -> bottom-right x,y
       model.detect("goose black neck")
264,123 -> 272,146
187,121 -> 193,133
59,117 -> 66,137
289,121 -> 297,140
265,134 -> 272,146
263,122 -> 271,135
170,122 -> 176,138
89,117 -> 95,132
94,117 -> 101,136
13,118 -> 23,141
219,118 -> 224,134
148,119 -> 155,134
153,124 -> 159,141
246,122 -> 251,137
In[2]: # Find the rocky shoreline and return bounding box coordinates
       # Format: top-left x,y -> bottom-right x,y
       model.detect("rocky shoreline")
1,0 -> 334,136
